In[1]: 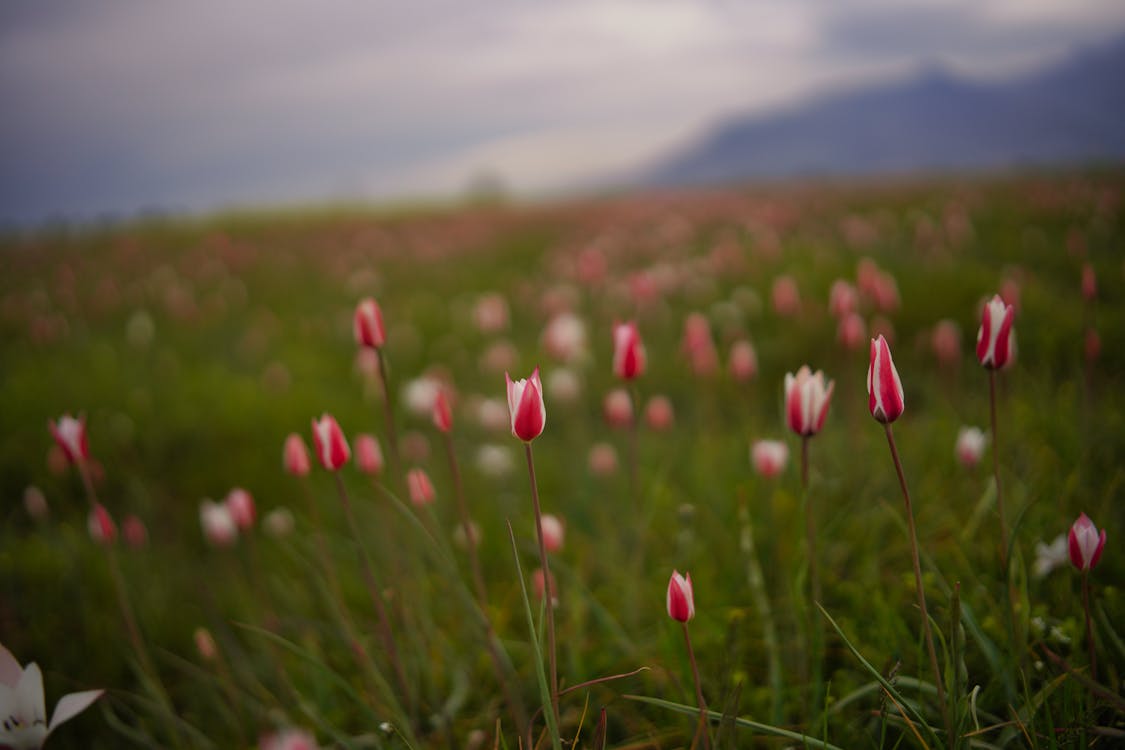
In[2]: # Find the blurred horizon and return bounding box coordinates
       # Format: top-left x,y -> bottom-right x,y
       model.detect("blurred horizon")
3,1 -> 1125,226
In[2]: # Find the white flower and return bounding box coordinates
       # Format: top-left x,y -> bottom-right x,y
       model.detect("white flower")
0,644 -> 102,748
1033,534 -> 1069,578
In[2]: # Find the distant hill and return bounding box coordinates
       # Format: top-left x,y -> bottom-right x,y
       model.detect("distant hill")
641,35 -> 1125,186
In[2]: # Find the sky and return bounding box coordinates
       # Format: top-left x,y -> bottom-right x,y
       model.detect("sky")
2,1 -> 1124,224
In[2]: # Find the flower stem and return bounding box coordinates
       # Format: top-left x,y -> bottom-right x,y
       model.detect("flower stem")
883,425 -> 951,745
376,348 -> 402,487
802,436 -> 824,718
443,432 -> 529,738
524,442 -> 559,730
682,622 -> 711,750
334,472 -> 412,716
738,499 -> 783,726
1082,570 -> 1097,683
988,370 -> 1009,566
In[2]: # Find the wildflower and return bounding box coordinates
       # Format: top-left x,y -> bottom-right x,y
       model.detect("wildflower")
432,389 -> 453,433
644,395 -> 675,431
751,440 -> 788,479
540,514 -> 565,553
353,298 -> 385,349
505,368 -> 546,442
354,434 -> 384,476
784,366 -> 834,436
955,426 -> 987,468
47,415 -> 88,465
87,505 -> 117,545
225,488 -> 256,531
311,415 -> 350,471
406,468 -> 435,506
612,322 -> 646,380
200,500 -> 238,547
1068,513 -> 1106,571
867,335 -> 904,424
0,643 -> 103,749
976,295 -> 1015,370
283,434 -> 311,477
666,570 -> 695,622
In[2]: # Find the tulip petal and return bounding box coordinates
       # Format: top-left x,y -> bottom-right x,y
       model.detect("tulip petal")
0,644 -> 21,688
48,690 -> 103,734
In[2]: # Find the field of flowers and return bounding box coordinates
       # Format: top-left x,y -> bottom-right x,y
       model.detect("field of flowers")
1,172 -> 1122,749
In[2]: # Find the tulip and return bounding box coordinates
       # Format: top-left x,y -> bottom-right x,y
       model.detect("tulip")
225,488 -> 256,531
406,468 -> 435,506
87,504 -> 117,545
432,389 -> 453,433
644,395 -> 675,431
666,570 -> 695,623
828,279 -> 858,318
354,434 -> 384,476
311,415 -> 350,471
681,313 -> 719,376
505,368 -> 546,442
283,434 -> 311,477
784,366 -> 834,436
976,295 -> 1015,370
353,297 -> 385,349
612,322 -> 646,380
603,388 -> 634,429
771,275 -> 801,317
837,313 -> 866,352
200,500 -> 238,547
727,340 -> 758,382
542,312 -> 587,363
539,514 -> 565,553
48,414 -> 88,465
867,335 -> 904,424
0,643 -> 103,749
751,440 -> 789,479
474,293 -> 510,333
260,728 -> 320,750
587,442 -> 619,476
1069,513 -> 1106,571
955,426 -> 987,468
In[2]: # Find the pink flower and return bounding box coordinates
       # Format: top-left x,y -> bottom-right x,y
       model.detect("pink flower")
751,440 -> 788,479
644,395 -> 675,431
311,414 -> 351,471
541,312 -> 587,363
771,275 -> 801,317
122,514 -> 148,548
406,468 -> 435,507
612,322 -> 646,380
603,388 -> 634,429
505,368 -> 546,442
931,319 -> 962,368
260,728 -> 320,750
353,298 -> 385,349
87,504 -> 117,545
283,434 -> 311,477
539,514 -> 565,553
681,313 -> 718,376
837,313 -> 866,352
828,279 -> 858,319
1068,513 -> 1106,571
587,442 -> 619,476
200,500 -> 238,547
0,643 -> 104,749
354,434 -> 384,476
784,366 -> 834,436
474,293 -> 510,333
727,340 -> 758,382
867,335 -> 904,424
955,426 -> 987,468
432,389 -> 453,433
976,295 -> 1015,370
225,488 -> 256,531
666,570 -> 695,623
48,414 -> 88,465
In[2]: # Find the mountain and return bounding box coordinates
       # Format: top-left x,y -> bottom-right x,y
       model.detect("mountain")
641,35 -> 1125,186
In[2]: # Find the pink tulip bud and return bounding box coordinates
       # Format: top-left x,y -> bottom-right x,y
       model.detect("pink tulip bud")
603,388 -> 634,429
784,366 -> 834,436
311,414 -> 351,471
867,335 -> 904,424
194,627 -> 218,662
353,297 -> 386,349
122,514 -> 148,548
49,414 -> 89,465
505,368 -> 546,442
828,279 -> 858,319
955,426 -> 987,468
354,434 -> 384,476
612,321 -> 646,380
225,488 -> 256,531
1081,263 -> 1097,302
837,313 -> 867,352
1068,513 -> 1106,571
200,500 -> 238,547
433,389 -> 453,433
771,275 -> 801,317
931,319 -> 962,368
976,295 -> 1015,370
542,312 -> 587,363
407,468 -> 436,506
587,442 -> 619,476
539,514 -> 565,553
751,440 -> 789,479
644,395 -> 675,431
88,504 -> 117,545
681,313 -> 719,376
284,433 -> 312,477
474,293 -> 510,333
666,570 -> 695,623
532,567 -> 559,608
728,340 -> 758,382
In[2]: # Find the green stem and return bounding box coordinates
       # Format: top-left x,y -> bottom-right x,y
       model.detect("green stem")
682,623 -> 711,750
524,442 -> 559,731
1083,570 -> 1097,683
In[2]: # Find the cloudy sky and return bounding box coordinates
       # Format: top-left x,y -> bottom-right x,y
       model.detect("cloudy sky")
2,1 -> 1123,224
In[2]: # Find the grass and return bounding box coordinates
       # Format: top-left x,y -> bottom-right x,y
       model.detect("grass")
1,171 -> 1122,747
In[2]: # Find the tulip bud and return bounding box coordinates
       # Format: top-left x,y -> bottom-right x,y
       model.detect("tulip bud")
1068,513 -> 1106,571
728,340 -> 758,382
771,275 -> 801,317
587,442 -> 619,476
955,426 -> 987,468
828,279 -> 858,319
88,504 -> 117,545
751,440 -> 789,479
976,295 -> 1015,370
225,488 -> 256,531
603,388 -> 634,429
122,514 -> 149,548
784,366 -> 834,436
354,434 -> 384,476
311,414 -> 351,471
194,627 -> 218,662
200,500 -> 238,547
284,433 -> 311,477
505,368 -> 546,442
867,335 -> 904,424
837,313 -> 866,352
666,570 -> 695,623
612,322 -> 646,380
49,414 -> 89,465
644,395 -> 675,431
407,468 -> 436,506
433,389 -> 453,433
539,513 -> 565,553
353,297 -> 386,349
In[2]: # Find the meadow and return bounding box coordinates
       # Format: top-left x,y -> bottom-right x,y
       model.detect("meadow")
1,172 -> 1122,748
